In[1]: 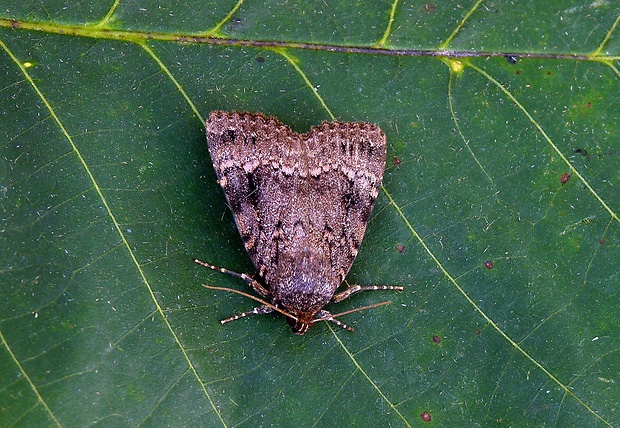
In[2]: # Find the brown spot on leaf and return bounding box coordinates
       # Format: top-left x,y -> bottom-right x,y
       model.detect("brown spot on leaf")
560,173 -> 571,185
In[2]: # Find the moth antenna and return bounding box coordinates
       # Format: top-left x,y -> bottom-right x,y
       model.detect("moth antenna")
201,284 -> 298,321
329,300 -> 393,319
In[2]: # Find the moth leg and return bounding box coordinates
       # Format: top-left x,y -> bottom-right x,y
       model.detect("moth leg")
315,310 -> 355,332
331,283 -> 404,303
221,306 -> 274,325
194,258 -> 271,298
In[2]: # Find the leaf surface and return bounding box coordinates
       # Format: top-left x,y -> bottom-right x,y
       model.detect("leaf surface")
1,1 -> 619,426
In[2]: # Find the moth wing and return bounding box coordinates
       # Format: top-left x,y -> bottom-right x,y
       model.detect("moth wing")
206,111 -> 297,277
303,121 -> 387,281
206,111 -> 386,285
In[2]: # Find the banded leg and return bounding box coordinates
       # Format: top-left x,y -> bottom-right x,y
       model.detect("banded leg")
315,310 -> 355,332
194,258 -> 270,298
221,305 -> 274,325
331,283 -> 403,303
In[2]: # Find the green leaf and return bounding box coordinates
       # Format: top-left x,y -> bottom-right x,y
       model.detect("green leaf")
1,1 -> 619,426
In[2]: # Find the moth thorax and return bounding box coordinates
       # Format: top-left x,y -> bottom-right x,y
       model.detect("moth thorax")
274,249 -> 333,315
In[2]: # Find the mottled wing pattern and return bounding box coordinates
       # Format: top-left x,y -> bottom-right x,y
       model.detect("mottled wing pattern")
301,121 -> 387,282
205,111 -> 386,291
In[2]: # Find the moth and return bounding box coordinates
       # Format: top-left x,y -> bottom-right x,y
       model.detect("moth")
196,111 -> 402,334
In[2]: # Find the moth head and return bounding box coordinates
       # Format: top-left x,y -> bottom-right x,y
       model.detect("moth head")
202,284 -> 393,335
285,310 -> 358,335
286,311 -> 315,335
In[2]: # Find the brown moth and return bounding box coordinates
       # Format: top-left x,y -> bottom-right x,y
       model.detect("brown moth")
196,111 -> 402,334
